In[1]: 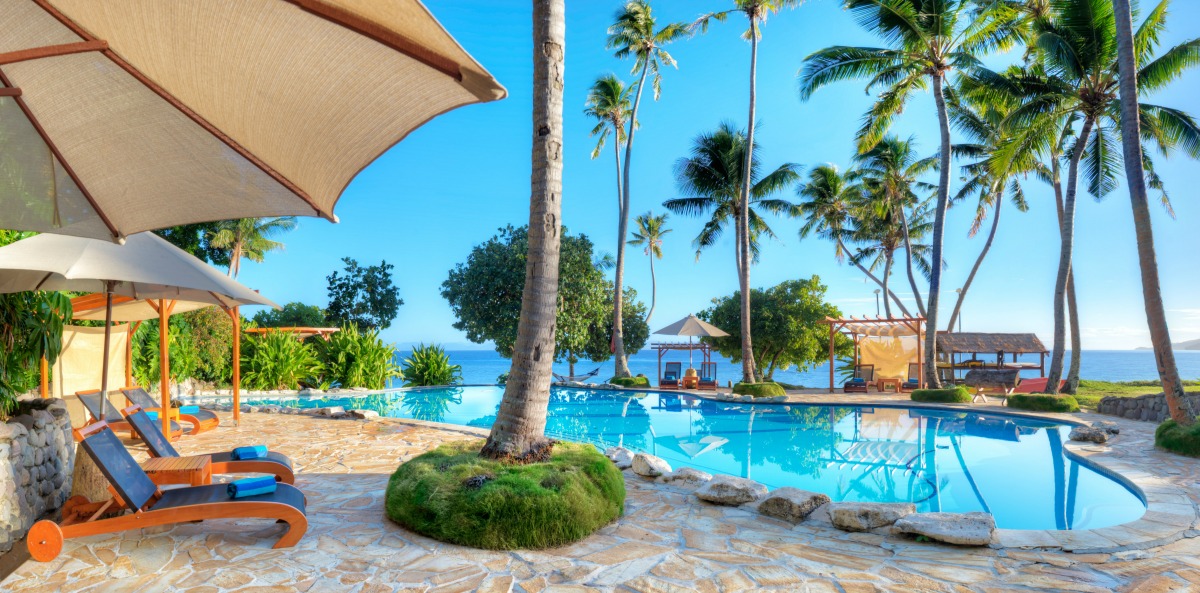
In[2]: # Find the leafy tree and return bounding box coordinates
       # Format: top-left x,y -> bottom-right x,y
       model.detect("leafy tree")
627,211 -> 670,323
207,217 -> 297,278
0,231 -> 72,414
326,257 -> 402,331
181,307 -> 233,385
698,276 -> 851,381
252,302 -> 328,328
154,223 -> 230,267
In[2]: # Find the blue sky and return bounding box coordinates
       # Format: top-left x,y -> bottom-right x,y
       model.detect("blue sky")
234,0 -> 1200,352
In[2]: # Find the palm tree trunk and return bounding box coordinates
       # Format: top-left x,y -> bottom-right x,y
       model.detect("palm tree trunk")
898,206 -> 926,317
923,73 -> 953,387
647,252 -> 657,323
882,252 -> 894,318
1112,0 -> 1195,424
1050,162 -> 1082,394
612,132 -> 624,216
947,192 -> 1002,332
738,21 -> 760,383
612,59 -> 653,380
836,237 -> 911,317
481,0 -> 565,460
1044,116 -> 1094,394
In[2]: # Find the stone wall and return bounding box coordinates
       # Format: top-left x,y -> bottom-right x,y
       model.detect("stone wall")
0,398 -> 74,553
1097,392 -> 1200,423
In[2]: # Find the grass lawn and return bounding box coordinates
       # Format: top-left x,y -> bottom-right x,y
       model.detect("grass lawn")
1073,379 -> 1200,410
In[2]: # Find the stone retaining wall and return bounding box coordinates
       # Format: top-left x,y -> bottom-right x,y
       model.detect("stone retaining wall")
1097,392 -> 1200,422
0,398 -> 74,553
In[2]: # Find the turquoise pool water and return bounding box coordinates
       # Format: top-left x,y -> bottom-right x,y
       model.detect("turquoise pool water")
262,385 -> 1145,530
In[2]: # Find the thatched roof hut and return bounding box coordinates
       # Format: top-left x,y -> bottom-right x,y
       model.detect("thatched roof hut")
937,333 -> 1047,354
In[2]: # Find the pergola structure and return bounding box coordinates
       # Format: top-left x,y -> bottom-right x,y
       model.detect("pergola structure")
821,316 -> 927,393
244,327 -> 340,341
652,342 -> 714,385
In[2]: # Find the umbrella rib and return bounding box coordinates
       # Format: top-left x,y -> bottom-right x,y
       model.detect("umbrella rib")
0,40 -> 109,65
32,0 -> 331,223
0,66 -> 121,242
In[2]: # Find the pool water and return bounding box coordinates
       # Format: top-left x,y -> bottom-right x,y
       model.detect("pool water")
258,385 -> 1146,530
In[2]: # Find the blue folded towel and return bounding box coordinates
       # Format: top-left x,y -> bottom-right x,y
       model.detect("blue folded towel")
231,445 -> 268,460
701,377 -> 713,382
664,374 -> 677,381
904,379 -> 920,385
851,378 -> 866,384
180,405 -> 200,414
227,476 -> 276,499
146,411 -> 158,421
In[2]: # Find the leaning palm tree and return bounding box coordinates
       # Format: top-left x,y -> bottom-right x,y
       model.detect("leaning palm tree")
606,0 -> 688,378
584,74 -> 634,214
207,217 -> 297,279
1111,0 -> 1196,425
481,0 -> 565,461
984,0 -> 1200,393
796,164 -> 912,317
849,191 -> 935,319
798,0 -> 1023,386
692,0 -> 800,383
627,211 -> 671,324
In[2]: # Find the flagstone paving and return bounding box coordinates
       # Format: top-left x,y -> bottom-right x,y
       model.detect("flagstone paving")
5,406 -> 1200,593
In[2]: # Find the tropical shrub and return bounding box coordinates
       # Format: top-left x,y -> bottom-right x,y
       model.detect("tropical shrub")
402,344 -> 462,387
240,330 -> 322,390
1155,419 -> 1200,458
1007,394 -> 1079,413
496,372 -> 509,385
133,318 -> 201,389
314,324 -> 402,390
608,376 -> 649,388
0,288 -> 72,417
385,440 -> 624,549
733,382 -> 786,397
183,307 -> 233,385
911,387 -> 973,404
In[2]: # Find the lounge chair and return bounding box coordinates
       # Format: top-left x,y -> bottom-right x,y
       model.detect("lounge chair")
25,421 -> 306,562
122,387 -> 219,435
76,390 -> 182,440
900,363 -> 921,392
697,362 -> 718,390
843,365 -> 874,394
123,405 -> 295,484
660,362 -> 682,389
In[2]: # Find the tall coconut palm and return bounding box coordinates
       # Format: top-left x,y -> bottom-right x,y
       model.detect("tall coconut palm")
799,0 -> 1023,386
207,217 -> 297,279
1111,0 -> 1196,425
627,211 -> 671,324
795,164 -> 913,316
584,74 -> 634,214
606,0 -> 688,378
481,0 -> 565,461
984,0 -> 1200,393
849,196 -> 935,319
693,0 -> 801,383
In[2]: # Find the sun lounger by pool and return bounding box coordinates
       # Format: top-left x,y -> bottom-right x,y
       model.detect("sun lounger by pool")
844,365 -> 874,393
900,363 -> 921,392
660,362 -> 682,389
123,405 -> 295,484
122,386 -> 219,434
25,421 -> 307,562
697,362 -> 718,390
76,390 -> 182,440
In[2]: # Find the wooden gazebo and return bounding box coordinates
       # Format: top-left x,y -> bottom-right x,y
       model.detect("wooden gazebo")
936,332 -> 1048,377
652,342 -> 714,386
821,316 -> 927,393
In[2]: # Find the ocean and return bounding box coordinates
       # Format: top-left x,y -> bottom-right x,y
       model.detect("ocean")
395,348 -> 1200,388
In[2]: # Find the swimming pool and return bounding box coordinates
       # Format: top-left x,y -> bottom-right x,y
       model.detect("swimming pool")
250,385 -> 1146,530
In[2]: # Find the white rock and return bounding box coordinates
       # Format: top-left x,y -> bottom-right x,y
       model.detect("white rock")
632,453 -> 671,477
1069,426 -> 1109,443
758,487 -> 831,523
828,502 -> 916,531
347,409 -> 379,420
657,467 -> 713,485
894,512 -> 996,546
695,474 -> 768,506
605,447 -> 634,469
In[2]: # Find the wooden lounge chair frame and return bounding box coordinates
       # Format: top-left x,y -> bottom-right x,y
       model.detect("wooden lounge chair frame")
843,365 -> 874,394
123,386 -> 219,434
660,362 -> 682,390
696,362 -> 718,390
123,404 -> 296,484
900,363 -> 921,393
26,421 -> 307,563
75,389 -> 182,441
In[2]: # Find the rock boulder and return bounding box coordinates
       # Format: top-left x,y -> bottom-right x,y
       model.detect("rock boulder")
757,488 -> 830,523
695,475 -> 768,506
828,502 -> 916,531
657,467 -> 713,486
1069,426 -> 1109,443
632,453 -> 672,478
605,447 -> 634,470
894,512 -> 996,546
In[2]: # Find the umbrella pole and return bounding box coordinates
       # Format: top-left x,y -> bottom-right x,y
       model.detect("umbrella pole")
160,299 -> 171,439
232,306 -> 240,427
98,288 -> 114,418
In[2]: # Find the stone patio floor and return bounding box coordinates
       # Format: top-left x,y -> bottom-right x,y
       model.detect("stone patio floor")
5,403 -> 1200,593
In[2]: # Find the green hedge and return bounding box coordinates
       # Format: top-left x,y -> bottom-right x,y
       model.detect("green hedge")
911,386 -> 973,404
1155,419 -> 1200,457
733,382 -> 786,397
385,440 -> 625,549
609,376 -> 650,388
1007,394 -> 1080,413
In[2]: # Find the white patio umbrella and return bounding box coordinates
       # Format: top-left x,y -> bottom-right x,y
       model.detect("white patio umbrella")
0,232 -> 277,435
0,0 -> 505,241
653,314 -> 730,368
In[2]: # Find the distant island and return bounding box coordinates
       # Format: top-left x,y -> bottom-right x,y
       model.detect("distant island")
1136,338 -> 1200,351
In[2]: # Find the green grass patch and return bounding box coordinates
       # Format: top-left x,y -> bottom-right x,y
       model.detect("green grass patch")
732,382 -> 786,397
1007,394 -> 1080,413
1155,419 -> 1200,457
385,440 -> 625,549
608,376 -> 650,388
1074,379 -> 1200,410
911,387 -> 973,404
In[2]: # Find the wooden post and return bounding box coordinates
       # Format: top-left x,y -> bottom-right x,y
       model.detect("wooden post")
232,306 -> 241,426
124,322 -> 138,389
657,347 -> 662,388
40,356 -> 48,398
828,324 -> 835,393
159,299 -> 171,439
917,322 -> 924,389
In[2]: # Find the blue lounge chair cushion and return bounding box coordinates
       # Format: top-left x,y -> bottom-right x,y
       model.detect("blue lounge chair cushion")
231,445 -> 268,460
146,411 -> 158,421
180,405 -> 200,414
228,476 -> 277,499
664,374 -> 677,381
701,377 -> 713,382
904,379 -> 920,386
851,378 -> 866,384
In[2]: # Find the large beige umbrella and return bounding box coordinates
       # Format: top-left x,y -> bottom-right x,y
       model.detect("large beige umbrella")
654,314 -> 730,368
0,0 -> 505,241
0,232 -> 277,435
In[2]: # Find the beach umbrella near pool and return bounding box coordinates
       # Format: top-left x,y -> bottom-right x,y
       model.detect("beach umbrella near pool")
0,0 -> 505,241
0,232 -> 277,436
653,314 -> 730,368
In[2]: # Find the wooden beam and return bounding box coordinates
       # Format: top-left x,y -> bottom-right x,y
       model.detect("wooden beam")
232,306 -> 241,426
40,356 -> 48,398
0,87 -> 21,97
0,40 -> 108,65
159,300 -> 171,439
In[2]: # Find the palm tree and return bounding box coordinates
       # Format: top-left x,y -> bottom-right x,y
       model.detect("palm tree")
798,0 -> 1022,386
606,0 -> 688,379
983,0 -> 1200,393
795,164 -> 913,317
207,217 -> 297,279
627,211 -> 671,324
693,0 -> 800,383
481,0 -> 564,461
848,197 -> 934,319
663,123 -> 799,337
584,74 -> 634,216
1111,0 -> 1196,425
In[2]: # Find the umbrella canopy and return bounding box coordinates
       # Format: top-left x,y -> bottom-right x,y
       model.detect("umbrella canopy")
0,0 -> 506,241
654,315 -> 730,338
